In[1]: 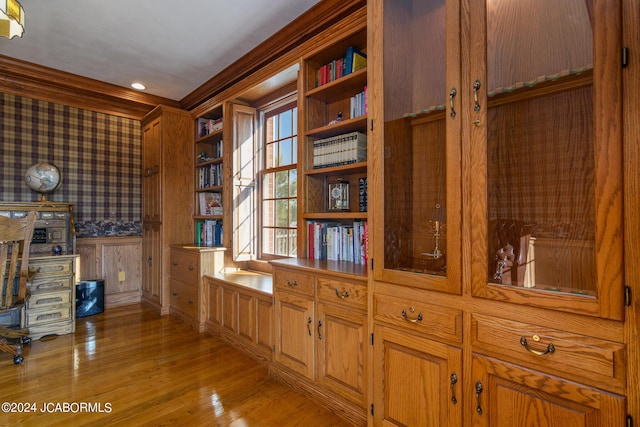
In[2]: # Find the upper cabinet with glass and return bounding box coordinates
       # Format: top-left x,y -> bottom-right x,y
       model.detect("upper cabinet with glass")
468,0 -> 624,319
369,0 -> 462,294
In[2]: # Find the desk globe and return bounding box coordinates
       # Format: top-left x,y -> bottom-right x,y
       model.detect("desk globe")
24,162 -> 62,202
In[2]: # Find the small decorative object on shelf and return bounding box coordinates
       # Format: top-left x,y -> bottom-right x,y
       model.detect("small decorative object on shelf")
328,179 -> 350,211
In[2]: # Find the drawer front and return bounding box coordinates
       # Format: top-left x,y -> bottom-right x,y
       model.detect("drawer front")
29,275 -> 74,294
29,258 -> 74,278
317,276 -> 367,310
471,314 -> 626,391
27,290 -> 71,308
170,279 -> 199,318
274,269 -> 315,297
27,304 -> 72,326
170,250 -> 199,285
373,292 -> 463,344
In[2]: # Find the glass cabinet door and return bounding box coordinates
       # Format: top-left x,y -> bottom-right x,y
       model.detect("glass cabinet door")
370,0 -> 461,293
468,0 -> 624,319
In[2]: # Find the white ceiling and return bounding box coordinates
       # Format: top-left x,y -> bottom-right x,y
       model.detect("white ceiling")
0,0 -> 320,101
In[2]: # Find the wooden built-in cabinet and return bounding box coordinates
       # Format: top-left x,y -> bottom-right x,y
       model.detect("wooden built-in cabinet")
205,271 -> 274,363
271,258 -> 368,426
141,105 -> 193,315
169,245 -> 225,331
76,236 -> 142,307
368,0 -> 629,425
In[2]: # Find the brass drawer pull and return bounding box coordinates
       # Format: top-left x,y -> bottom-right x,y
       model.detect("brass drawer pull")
306,317 -> 313,336
335,289 -> 350,299
402,307 -> 423,323
520,336 -> 555,356
188,264 -> 194,271
286,278 -> 298,287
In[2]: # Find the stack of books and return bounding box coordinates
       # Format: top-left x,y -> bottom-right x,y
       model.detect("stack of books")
307,220 -> 368,265
316,46 -> 367,87
313,131 -> 367,169
197,117 -> 223,138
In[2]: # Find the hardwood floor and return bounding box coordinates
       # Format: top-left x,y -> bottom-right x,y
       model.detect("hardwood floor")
0,304 -> 351,426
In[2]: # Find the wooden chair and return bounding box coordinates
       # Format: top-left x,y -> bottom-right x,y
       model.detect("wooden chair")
0,211 -> 36,364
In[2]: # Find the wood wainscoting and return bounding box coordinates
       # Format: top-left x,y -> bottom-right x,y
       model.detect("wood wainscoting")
76,236 -> 142,308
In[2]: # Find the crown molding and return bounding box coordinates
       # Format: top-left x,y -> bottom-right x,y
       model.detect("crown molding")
0,54 -> 180,120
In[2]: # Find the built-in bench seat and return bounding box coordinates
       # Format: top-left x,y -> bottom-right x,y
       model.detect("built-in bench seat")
203,270 -> 274,363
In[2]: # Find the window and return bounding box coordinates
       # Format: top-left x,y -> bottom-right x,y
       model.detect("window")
260,101 -> 297,258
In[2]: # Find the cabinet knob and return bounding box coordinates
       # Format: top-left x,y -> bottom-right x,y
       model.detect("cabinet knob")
188,264 -> 194,271
172,261 -> 178,266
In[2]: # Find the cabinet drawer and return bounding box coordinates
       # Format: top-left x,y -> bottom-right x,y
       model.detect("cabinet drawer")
28,258 -> 74,278
471,314 -> 626,392
317,276 -> 367,310
27,291 -> 71,308
274,269 -> 315,297
27,304 -> 72,326
373,292 -> 463,344
170,250 -> 199,285
29,275 -> 74,293
170,279 -> 198,319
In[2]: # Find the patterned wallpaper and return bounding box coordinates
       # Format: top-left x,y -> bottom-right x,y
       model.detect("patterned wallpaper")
0,92 -> 142,237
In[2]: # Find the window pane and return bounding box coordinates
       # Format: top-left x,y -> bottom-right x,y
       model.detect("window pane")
289,200 -> 297,226
275,170 -> 288,198
280,138 -> 292,166
280,109 -> 292,138
276,200 -> 288,227
263,200 -> 274,227
288,229 -> 297,257
266,116 -> 275,143
263,173 -> 274,199
292,107 -> 298,135
263,228 -> 274,254
292,136 -> 297,164
289,169 -> 297,197
275,229 -> 289,256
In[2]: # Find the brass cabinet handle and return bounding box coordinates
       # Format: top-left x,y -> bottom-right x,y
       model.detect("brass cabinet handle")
172,291 -> 177,296
473,79 -> 481,112
286,278 -> 298,287
307,317 -> 313,336
450,372 -> 458,404
188,264 -> 194,271
317,320 -> 323,340
172,261 -> 178,266
188,299 -> 194,304
402,308 -> 423,323
449,87 -> 457,119
520,336 -> 556,356
335,289 -> 350,299
475,381 -> 484,415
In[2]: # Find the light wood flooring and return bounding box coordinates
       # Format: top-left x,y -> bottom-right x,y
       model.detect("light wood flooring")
0,304 -> 351,426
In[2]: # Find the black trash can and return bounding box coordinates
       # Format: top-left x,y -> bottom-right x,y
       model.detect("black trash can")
76,280 -> 105,318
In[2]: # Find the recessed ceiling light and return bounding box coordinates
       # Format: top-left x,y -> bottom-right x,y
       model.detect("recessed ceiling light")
131,82 -> 146,90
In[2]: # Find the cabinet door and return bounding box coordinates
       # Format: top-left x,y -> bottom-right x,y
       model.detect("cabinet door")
372,325 -> 462,427
237,291 -> 255,344
467,0 -> 624,319
369,0 -> 462,294
222,286 -> 238,335
274,291 -> 315,379
316,302 -> 366,407
470,354 -> 626,426
142,117 -> 162,223
142,223 -> 161,305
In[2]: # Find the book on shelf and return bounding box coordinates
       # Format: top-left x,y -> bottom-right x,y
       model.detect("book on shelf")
307,220 -> 368,265
197,219 -> 223,247
351,49 -> 367,73
197,117 -> 223,138
198,192 -> 223,216
358,177 -> 367,212
312,131 -> 367,169
197,163 -> 223,188
349,86 -> 368,118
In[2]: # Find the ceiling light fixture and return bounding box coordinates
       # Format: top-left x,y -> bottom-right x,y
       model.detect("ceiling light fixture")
131,82 -> 146,90
0,0 -> 24,39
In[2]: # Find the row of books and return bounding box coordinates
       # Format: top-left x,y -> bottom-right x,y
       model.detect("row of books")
197,163 -> 223,188
349,86 -> 368,118
308,220 -> 368,265
196,219 -> 223,247
316,46 -> 367,88
313,131 -> 367,169
198,192 -> 223,216
197,117 -> 223,138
